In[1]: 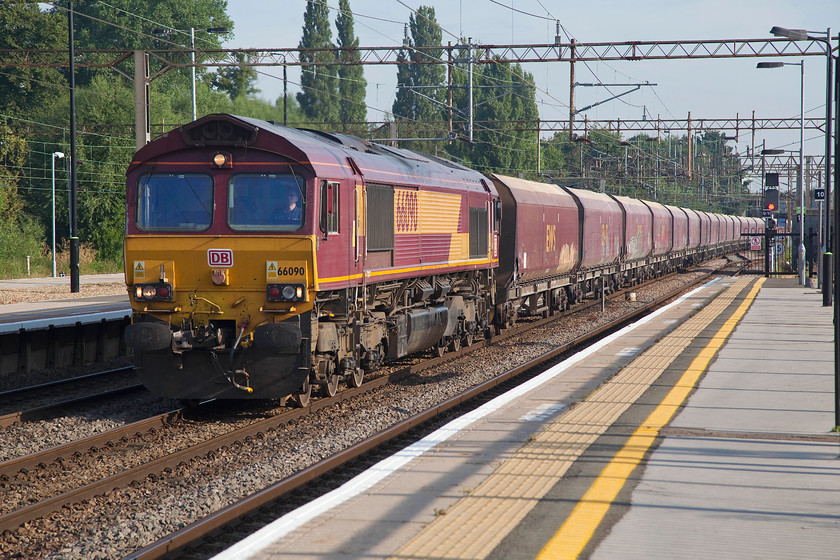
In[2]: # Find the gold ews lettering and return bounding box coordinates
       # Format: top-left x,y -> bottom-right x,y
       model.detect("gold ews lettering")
546,224 -> 556,253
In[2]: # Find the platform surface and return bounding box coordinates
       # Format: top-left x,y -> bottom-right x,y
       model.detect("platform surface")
590,277 -> 839,560
215,276 -> 839,560
0,274 -> 129,332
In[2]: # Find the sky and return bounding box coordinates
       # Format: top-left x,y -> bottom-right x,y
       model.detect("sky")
223,0 -> 837,162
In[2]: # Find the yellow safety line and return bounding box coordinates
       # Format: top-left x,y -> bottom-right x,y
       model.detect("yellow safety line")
537,277 -> 765,560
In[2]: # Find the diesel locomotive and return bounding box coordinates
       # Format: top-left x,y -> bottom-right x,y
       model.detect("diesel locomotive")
122,113 -> 762,404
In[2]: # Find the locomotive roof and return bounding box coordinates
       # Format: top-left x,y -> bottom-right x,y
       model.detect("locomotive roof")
134,114 -> 489,193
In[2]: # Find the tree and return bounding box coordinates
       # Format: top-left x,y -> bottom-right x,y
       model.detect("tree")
335,0 -> 367,130
212,52 -> 260,101
447,55 -> 539,175
297,0 -> 339,125
392,6 -> 445,151
0,5 -> 66,117
55,0 -> 232,87
0,124 -> 46,276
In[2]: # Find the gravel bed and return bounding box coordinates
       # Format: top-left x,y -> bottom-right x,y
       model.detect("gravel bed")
0,282 -> 127,305
0,265 -> 726,559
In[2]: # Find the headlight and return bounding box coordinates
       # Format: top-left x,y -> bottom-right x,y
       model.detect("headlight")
134,283 -> 173,302
266,283 -> 306,302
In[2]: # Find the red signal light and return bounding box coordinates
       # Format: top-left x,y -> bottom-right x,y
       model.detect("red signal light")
767,203 -> 776,211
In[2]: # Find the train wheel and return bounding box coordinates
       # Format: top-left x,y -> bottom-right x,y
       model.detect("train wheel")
346,367 -> 364,388
321,374 -> 340,398
293,378 -> 311,408
435,343 -> 446,357
463,333 -> 473,348
448,336 -> 461,352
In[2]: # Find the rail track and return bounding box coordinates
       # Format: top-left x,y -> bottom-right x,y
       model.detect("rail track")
0,259 -> 747,559
0,366 -> 141,428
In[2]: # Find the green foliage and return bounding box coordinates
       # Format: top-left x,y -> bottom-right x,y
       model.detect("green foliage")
391,6 -> 445,151
336,0 -> 367,129
297,0 -> 339,125
2,1 -> 237,277
55,0 -> 232,88
0,126 -> 48,277
448,56 -> 538,175
0,4 -> 66,117
230,95 -> 305,125
212,52 -> 260,101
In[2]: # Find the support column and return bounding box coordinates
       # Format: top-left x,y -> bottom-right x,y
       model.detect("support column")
134,50 -> 150,150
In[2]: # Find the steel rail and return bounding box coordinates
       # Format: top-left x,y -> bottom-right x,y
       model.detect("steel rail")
0,384 -> 143,428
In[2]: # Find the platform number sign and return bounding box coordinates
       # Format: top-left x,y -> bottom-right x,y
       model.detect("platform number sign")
815,188 -> 826,201
208,248 -> 233,267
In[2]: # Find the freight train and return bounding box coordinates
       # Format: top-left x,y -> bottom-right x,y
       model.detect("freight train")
123,113 -> 762,405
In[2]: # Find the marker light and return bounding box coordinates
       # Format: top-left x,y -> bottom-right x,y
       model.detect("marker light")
211,152 -> 232,168
266,283 -> 306,302
134,283 -> 174,302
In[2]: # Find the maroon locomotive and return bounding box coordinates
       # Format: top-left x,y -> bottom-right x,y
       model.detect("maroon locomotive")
122,113 -> 759,404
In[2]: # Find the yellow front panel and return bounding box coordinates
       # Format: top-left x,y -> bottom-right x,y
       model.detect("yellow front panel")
124,235 -> 316,326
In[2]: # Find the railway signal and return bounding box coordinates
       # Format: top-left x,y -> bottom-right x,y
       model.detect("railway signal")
764,188 -> 779,213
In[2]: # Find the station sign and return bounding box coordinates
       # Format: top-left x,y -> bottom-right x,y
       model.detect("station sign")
814,188 -> 826,200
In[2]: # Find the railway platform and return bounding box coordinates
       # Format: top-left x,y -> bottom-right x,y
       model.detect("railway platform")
0,273 -> 128,333
215,275 -> 840,560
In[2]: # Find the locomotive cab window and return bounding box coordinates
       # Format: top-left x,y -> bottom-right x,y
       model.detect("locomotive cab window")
136,173 -> 213,231
320,180 -> 340,234
228,173 -> 305,231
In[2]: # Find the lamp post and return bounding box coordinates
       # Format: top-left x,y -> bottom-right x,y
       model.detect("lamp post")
757,60 -> 806,285
153,27 -> 229,121
770,27 -> 834,300
51,151 -> 65,278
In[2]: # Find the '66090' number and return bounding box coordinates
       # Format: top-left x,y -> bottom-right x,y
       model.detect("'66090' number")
278,266 -> 305,276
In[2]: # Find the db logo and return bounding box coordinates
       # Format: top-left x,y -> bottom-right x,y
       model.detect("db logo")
208,248 -> 233,267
